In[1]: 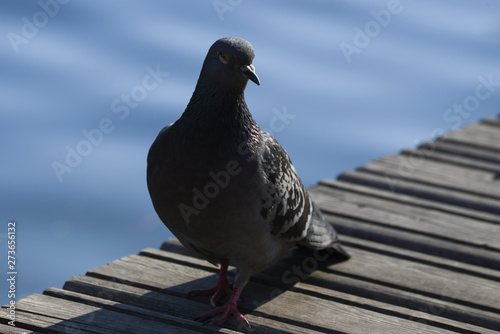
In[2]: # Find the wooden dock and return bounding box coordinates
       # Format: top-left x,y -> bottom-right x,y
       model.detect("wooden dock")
2,118 -> 500,333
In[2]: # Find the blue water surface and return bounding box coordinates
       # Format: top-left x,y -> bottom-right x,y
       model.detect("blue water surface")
1,0 -> 499,305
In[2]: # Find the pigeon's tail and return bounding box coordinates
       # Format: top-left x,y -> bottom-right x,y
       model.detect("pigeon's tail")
329,241 -> 351,259
298,201 -> 350,258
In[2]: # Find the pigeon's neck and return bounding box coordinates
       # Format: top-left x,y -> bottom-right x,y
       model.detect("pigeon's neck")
178,81 -> 259,158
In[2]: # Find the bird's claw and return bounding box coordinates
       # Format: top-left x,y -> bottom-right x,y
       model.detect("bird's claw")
190,264 -> 250,327
196,302 -> 251,328
188,263 -> 232,306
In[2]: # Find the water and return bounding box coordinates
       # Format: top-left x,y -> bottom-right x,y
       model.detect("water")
1,0 -> 499,306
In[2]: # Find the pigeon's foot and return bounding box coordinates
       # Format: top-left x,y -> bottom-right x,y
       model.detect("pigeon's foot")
188,262 -> 232,307
196,284 -> 250,328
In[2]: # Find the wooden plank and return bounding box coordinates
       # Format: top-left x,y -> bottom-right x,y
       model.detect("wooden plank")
62,275 -> 212,325
84,251 -> 480,334
481,118 -> 500,128
239,238 -> 500,333
42,288 -> 244,334
147,243 -> 500,330
1,293 -> 199,334
1,300 -> 121,334
0,309 -> 109,333
321,210 -> 500,269
158,232 -> 500,330
418,140 -> 500,164
307,184 -> 500,250
326,238 -> 500,316
87,254 -> 219,295
61,275 -> 313,334
319,179 -> 500,223
401,149 -> 500,173
142,244 -> 500,333
337,170 -> 500,214
248,282 -> 492,334
0,324 -> 34,334
446,122 -> 500,145
438,123 -> 500,152
138,247 -> 483,334
360,154 -> 500,199
86,254 -> 325,333
336,235 -> 500,285
465,122 -> 500,138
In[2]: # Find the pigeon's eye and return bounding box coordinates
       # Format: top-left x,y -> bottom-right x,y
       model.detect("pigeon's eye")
218,52 -> 229,64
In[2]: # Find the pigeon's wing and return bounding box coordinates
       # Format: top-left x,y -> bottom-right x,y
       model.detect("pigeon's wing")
257,131 -> 337,247
301,199 -> 350,257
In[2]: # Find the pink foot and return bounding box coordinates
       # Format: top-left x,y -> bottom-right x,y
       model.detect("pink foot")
196,284 -> 250,328
188,262 -> 232,306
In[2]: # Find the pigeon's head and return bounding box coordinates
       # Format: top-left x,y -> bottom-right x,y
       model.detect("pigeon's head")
201,37 -> 260,90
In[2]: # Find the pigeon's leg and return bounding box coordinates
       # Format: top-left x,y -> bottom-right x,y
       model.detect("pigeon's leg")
188,262 -> 233,306
196,283 -> 250,328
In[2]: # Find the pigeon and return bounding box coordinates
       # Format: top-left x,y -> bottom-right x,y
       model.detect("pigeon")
147,37 -> 349,328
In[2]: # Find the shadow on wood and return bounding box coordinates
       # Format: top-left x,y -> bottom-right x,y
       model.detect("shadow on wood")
15,239 -> 350,334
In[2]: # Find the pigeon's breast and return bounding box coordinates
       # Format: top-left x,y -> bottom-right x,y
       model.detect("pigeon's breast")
149,129 -> 263,235
147,118 -> 291,269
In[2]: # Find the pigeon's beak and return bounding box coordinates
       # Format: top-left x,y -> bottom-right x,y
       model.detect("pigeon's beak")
241,64 -> 260,86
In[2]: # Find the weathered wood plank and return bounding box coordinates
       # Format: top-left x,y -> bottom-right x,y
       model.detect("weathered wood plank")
61,275 -> 313,334
1,309 -> 111,334
319,179 -> 500,223
2,293 -> 199,334
86,254 -> 323,332
63,275 -> 210,325
83,251 -> 480,334
359,154 -> 500,198
327,240 -> 500,314
434,133 -> 500,153
401,149 -> 500,173
42,287 -> 245,334
439,123 -> 500,151
1,301 -> 121,334
0,324 -> 34,334
308,184 -> 500,250
323,210 -> 500,269
294,281 -> 499,334
418,140 -> 500,164
481,118 -> 500,128
248,283 -> 491,334
159,239 -> 500,330
337,170 -> 500,214
143,244 -> 500,333
337,235 -> 500,286
465,122 -> 500,137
